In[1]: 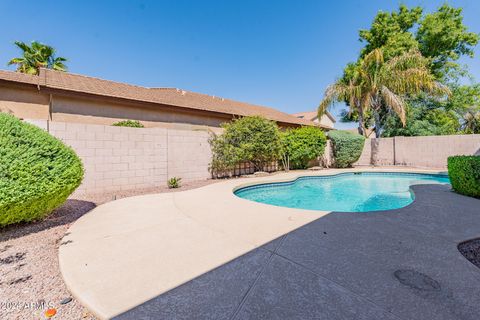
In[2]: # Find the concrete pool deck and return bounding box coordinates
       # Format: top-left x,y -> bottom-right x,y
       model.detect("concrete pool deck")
59,167 -> 480,319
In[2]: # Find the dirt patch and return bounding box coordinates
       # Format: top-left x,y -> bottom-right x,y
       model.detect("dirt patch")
0,179 -> 219,320
458,238 -> 480,269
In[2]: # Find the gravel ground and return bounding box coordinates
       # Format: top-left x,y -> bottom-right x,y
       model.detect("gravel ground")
458,238 -> 480,269
0,179 -> 219,320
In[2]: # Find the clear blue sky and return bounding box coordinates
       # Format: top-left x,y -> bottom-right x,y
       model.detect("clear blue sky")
0,1 -> 478,129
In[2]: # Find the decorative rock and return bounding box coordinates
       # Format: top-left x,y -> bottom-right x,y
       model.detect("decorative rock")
309,166 -> 323,171
253,171 -> 270,177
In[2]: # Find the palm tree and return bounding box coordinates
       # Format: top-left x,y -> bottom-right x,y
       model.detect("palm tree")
8,41 -> 67,75
462,110 -> 480,134
319,49 -> 450,138
319,63 -> 367,136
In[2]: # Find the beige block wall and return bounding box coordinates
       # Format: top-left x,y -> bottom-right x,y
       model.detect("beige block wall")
167,129 -> 212,181
355,138 -> 372,166
24,118 -> 480,196
355,134 -> 480,168
26,119 -> 212,196
371,138 -> 395,165
394,135 -> 480,168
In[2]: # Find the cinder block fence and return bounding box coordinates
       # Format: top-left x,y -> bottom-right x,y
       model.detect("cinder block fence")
355,134 -> 480,168
26,119 -> 480,195
27,120 -> 212,195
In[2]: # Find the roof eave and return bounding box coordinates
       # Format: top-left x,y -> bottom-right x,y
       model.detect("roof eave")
0,68 -> 315,127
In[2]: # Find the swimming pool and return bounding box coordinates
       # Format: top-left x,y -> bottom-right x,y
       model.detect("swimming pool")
234,172 -> 450,212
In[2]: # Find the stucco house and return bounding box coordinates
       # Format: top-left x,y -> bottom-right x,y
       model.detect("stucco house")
0,68 -> 327,131
292,110 -> 336,129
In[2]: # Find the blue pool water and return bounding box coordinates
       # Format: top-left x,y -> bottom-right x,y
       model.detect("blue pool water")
234,172 -> 450,212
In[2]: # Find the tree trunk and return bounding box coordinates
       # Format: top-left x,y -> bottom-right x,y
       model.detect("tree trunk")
357,111 -> 365,136
372,96 -> 383,138
373,111 -> 382,138
281,154 -> 290,172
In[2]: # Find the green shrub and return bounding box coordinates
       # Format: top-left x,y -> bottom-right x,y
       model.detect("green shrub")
210,116 -> 281,172
328,130 -> 365,168
167,177 -> 182,189
447,156 -> 480,198
0,114 -> 84,227
280,126 -> 327,169
112,120 -> 144,128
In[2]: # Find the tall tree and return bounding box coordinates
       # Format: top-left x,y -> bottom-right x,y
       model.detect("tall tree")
448,84 -> 480,134
319,49 -> 449,137
382,84 -> 480,136
8,41 -> 67,75
332,4 -> 479,137
417,4 -> 479,80
382,103 -> 460,137
359,5 -> 423,60
445,84 -> 480,115
359,4 -> 479,80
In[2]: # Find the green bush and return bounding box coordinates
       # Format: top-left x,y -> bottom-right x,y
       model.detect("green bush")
210,116 -> 281,172
0,114 -> 84,227
280,126 -> 327,169
328,130 -> 365,168
167,177 -> 182,189
447,156 -> 480,198
112,120 -> 144,128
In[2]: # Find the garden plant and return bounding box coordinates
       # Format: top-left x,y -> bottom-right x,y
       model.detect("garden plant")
112,120 -> 144,128
209,116 -> 281,173
328,130 -> 365,168
448,155 -> 480,198
0,114 -> 83,227
280,126 -> 327,170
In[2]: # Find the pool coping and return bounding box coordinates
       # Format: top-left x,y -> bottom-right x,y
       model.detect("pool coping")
59,167 -> 447,319
231,168 -> 447,191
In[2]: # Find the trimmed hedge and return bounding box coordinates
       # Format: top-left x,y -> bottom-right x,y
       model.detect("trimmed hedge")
281,126 -> 327,169
328,130 -> 365,168
112,120 -> 144,128
0,114 -> 84,227
447,156 -> 480,198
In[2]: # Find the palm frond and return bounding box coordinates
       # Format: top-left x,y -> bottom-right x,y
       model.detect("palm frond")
318,83 -> 343,118
385,49 -> 430,70
380,86 -> 406,126
13,41 -> 31,53
429,81 -> 451,97
7,57 -> 25,66
363,48 -> 384,67
361,91 -> 372,114
52,61 -> 68,72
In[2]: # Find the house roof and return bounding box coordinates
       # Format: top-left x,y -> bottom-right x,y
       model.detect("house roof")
0,69 -> 39,85
292,110 -> 336,123
0,68 -> 319,127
